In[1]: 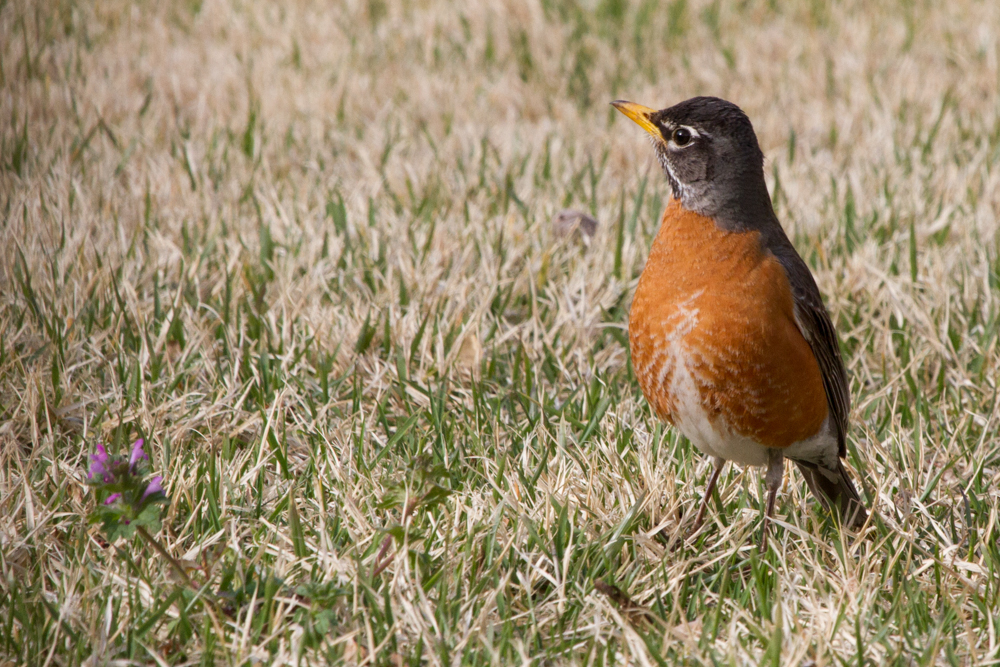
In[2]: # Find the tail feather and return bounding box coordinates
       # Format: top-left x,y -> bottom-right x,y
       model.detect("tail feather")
793,460 -> 868,529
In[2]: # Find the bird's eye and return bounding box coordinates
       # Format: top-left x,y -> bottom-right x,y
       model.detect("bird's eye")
672,128 -> 692,146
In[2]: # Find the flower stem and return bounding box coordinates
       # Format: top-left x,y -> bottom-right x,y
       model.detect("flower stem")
135,525 -> 193,587
134,526 -> 230,646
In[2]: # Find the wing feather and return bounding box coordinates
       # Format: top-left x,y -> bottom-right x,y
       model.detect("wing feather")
771,245 -> 850,456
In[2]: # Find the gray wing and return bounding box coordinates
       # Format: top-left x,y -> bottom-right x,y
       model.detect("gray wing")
771,246 -> 851,457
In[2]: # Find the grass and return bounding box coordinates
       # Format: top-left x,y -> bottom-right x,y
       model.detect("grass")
2,0 -> 1000,664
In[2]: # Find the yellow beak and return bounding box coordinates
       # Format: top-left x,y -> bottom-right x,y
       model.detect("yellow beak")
611,100 -> 660,138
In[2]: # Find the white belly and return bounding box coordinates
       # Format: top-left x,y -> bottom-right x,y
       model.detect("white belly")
631,290 -> 837,468
669,354 -> 838,468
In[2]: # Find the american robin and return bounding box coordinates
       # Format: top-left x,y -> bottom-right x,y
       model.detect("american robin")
612,96 -> 868,551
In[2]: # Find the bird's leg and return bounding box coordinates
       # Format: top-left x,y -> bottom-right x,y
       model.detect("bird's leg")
688,456 -> 726,536
759,449 -> 784,553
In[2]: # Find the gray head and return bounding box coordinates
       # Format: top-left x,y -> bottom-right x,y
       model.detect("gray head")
612,96 -> 775,232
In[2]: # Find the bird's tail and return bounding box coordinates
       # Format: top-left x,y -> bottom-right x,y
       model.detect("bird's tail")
793,460 -> 868,529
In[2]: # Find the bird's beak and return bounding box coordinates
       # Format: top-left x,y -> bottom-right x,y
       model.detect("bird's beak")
611,100 -> 660,138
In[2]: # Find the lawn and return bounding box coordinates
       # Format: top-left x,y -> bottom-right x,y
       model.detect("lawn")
2,0 -> 1000,664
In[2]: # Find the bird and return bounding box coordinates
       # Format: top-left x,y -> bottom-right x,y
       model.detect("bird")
611,96 -> 868,551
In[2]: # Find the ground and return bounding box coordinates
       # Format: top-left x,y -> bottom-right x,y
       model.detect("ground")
2,0 -> 999,664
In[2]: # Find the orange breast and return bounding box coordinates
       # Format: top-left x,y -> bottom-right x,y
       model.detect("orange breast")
629,198 -> 828,448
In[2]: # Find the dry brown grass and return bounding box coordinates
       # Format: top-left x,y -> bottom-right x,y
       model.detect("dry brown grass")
2,0 -> 1000,664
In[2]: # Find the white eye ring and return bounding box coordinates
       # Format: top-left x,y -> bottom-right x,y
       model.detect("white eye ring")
669,126 -> 699,147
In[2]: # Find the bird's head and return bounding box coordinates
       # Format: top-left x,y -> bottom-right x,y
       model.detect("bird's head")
612,96 -> 769,223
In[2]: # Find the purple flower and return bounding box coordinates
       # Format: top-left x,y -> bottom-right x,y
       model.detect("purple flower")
89,444 -> 112,483
85,436 -> 170,542
142,476 -> 164,501
128,439 -> 148,470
